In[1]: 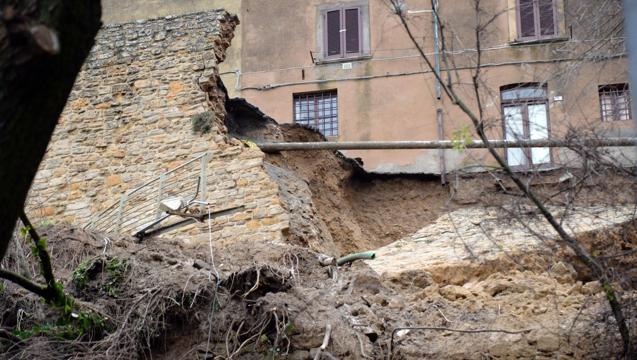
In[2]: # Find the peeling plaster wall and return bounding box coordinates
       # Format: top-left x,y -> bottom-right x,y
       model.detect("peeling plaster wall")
26,10 -> 289,245
239,0 -> 632,173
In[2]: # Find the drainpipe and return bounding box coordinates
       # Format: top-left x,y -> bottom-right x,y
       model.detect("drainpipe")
624,0 -> 637,129
432,0 -> 441,100
432,0 -> 446,183
436,109 -> 446,184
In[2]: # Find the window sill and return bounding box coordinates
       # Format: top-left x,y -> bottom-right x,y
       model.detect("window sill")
314,54 -> 372,65
509,36 -> 569,47
601,118 -> 633,122
510,162 -> 558,173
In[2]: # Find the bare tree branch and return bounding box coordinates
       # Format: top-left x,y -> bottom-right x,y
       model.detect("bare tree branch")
390,1 -> 632,355
0,268 -> 48,298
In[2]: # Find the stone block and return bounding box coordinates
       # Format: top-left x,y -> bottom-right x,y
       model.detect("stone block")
105,175 -> 123,187
66,201 -> 89,211
536,334 -> 560,352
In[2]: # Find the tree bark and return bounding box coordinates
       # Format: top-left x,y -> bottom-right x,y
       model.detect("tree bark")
0,0 -> 102,261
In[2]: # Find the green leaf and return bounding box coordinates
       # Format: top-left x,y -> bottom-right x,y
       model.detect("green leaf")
20,226 -> 31,237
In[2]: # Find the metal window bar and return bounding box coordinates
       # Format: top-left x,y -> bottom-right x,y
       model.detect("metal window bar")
293,90 -> 338,137
85,152 -> 210,235
599,84 -> 632,121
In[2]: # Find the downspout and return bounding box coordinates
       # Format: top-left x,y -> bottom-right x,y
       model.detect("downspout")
432,0 -> 442,100
624,0 -> 637,129
433,0 -> 446,183
437,109 -> 446,184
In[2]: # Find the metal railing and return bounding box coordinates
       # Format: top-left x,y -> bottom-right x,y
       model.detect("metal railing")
86,152 -> 210,235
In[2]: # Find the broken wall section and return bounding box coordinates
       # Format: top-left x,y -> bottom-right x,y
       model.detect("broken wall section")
26,10 -> 289,246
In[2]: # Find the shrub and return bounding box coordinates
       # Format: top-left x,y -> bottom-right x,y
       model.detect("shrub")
191,111 -> 214,134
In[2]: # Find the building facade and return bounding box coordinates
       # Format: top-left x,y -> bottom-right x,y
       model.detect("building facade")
235,0 -> 633,173
98,0 -> 633,173
24,1 -> 633,235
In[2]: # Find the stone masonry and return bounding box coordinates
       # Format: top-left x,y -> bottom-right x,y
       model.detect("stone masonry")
26,10 -> 289,245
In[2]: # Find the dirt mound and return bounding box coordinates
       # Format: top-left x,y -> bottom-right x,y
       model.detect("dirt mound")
0,225 -> 393,359
2,215 -> 637,359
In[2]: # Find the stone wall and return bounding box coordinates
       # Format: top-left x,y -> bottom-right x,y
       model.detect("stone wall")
101,0 -> 243,99
26,10 -> 289,245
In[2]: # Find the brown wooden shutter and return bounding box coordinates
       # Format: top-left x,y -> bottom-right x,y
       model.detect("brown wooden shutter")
326,10 -> 341,56
519,0 -> 535,38
538,0 -> 555,35
345,8 -> 360,54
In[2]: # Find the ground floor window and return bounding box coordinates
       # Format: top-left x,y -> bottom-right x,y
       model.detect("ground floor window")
293,90 -> 338,137
501,84 -> 551,169
599,84 -> 631,121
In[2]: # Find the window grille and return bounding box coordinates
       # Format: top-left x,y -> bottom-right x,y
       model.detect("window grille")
293,90 -> 338,137
599,84 -> 631,121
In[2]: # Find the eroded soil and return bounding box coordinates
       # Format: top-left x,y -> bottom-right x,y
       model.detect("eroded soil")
2,119 -> 637,359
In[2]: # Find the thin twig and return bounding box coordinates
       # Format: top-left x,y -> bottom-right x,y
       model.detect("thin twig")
19,211 -> 56,288
388,326 -> 534,360
242,267 -> 260,298
313,323 -> 332,360
0,328 -> 22,344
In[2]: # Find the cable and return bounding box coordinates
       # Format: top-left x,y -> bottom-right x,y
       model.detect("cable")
240,53 -> 626,91
207,204 -> 221,283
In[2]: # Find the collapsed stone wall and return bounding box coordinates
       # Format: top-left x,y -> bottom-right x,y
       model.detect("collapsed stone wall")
26,10 -> 289,245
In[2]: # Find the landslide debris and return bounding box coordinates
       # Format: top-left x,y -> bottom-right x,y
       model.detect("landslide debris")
2,217 -> 636,359
1,100 -> 636,359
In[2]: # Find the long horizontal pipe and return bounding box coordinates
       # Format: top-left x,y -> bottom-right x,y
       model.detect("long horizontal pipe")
257,138 -> 637,152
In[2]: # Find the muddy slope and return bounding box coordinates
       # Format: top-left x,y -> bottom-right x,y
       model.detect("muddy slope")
227,98 -> 637,257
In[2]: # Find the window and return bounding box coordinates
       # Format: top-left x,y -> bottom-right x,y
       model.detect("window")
293,90 -> 338,136
517,0 -> 557,40
323,6 -> 362,59
599,84 -> 631,121
501,84 -> 551,169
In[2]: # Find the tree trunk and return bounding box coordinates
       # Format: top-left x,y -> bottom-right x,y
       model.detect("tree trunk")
0,0 -> 102,261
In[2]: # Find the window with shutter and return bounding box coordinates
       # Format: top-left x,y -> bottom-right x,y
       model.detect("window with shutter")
519,0 -> 535,38
323,6 -> 363,59
516,0 -> 557,40
538,0 -> 555,36
345,8 -> 360,54
326,10 -> 341,57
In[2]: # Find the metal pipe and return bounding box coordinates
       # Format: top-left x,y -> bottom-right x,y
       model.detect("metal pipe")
624,0 -> 637,129
257,137 -> 637,152
432,0 -> 441,99
336,251 -> 376,266
436,109 -> 446,184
